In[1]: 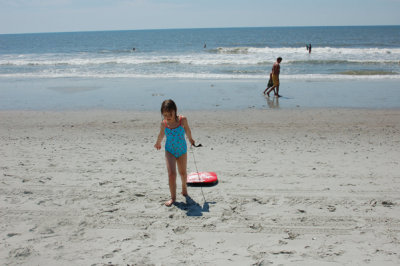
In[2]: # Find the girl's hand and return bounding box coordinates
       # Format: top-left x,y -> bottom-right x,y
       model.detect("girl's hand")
154,142 -> 161,150
189,138 -> 195,146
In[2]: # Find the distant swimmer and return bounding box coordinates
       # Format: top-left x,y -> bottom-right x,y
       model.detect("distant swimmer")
204,43 -> 206,48
132,47 -> 136,51
308,43 -> 312,54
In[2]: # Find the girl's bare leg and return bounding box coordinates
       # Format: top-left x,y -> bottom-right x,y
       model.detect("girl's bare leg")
177,153 -> 188,196
165,151 -> 177,206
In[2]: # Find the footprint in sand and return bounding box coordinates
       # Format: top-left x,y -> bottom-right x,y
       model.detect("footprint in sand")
9,247 -> 35,259
172,226 -> 188,234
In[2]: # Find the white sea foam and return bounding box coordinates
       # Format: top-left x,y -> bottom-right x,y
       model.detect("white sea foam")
2,47 -> 400,67
215,46 -> 400,56
1,46 -> 399,80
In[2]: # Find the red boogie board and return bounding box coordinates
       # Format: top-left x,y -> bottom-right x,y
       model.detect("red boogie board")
187,172 -> 218,184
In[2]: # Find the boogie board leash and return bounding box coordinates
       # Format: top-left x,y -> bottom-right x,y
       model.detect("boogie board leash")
190,144 -> 206,203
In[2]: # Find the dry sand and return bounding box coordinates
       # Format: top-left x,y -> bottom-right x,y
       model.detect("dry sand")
1,108 -> 399,265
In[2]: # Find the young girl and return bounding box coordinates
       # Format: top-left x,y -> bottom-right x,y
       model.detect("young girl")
154,99 -> 195,207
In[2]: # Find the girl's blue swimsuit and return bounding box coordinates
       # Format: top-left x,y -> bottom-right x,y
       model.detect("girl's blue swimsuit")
164,116 -> 187,158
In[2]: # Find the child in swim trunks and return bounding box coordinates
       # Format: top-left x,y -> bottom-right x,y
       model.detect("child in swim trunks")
154,99 -> 195,207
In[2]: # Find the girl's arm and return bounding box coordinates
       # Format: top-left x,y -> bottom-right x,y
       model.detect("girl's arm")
181,116 -> 195,146
154,121 -> 165,150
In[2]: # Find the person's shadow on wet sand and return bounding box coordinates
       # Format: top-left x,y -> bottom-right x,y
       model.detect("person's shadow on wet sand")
174,195 -> 215,216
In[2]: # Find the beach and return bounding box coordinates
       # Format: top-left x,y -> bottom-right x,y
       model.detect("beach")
1,25 -> 400,265
1,108 -> 399,265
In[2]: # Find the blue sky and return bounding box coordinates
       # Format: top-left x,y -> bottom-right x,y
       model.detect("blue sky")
0,0 -> 399,34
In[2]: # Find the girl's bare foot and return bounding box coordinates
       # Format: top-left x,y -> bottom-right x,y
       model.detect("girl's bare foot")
165,199 -> 175,207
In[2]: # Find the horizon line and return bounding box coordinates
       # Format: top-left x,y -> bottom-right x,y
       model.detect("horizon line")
1,24 -> 399,36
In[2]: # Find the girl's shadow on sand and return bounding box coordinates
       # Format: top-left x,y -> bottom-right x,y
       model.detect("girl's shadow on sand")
174,196 -> 215,217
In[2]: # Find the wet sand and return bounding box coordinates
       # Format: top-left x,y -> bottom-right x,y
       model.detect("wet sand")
1,78 -> 400,111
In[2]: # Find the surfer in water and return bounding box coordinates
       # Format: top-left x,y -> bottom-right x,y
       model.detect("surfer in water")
154,99 -> 196,207
264,57 -> 282,97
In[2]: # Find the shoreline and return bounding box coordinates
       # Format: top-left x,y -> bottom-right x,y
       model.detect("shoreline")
0,78 -> 400,111
1,108 -> 400,265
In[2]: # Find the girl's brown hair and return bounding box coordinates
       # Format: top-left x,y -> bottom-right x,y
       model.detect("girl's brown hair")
161,99 -> 178,118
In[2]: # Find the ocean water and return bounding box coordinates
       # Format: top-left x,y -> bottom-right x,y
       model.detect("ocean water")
0,26 -> 400,110
1,26 -> 400,80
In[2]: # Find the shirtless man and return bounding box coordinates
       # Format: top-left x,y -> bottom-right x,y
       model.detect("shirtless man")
265,57 -> 282,97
